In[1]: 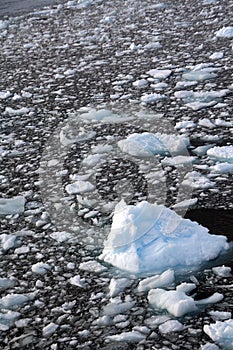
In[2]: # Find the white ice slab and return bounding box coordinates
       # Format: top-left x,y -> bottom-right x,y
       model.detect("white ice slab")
204,319 -> 233,349
207,146 -> 233,163
0,196 -> 25,216
100,201 -> 228,274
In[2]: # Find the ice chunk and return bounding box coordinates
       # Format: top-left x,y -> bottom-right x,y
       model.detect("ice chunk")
69,275 -> 86,288
118,132 -> 189,157
147,69 -> 172,79
209,311 -> 232,321
50,231 -> 73,242
182,171 -> 215,189
207,146 -> 233,163
172,198 -> 198,210
0,293 -> 35,310
0,20 -> 9,30
201,343 -> 220,350
100,201 -> 228,274
148,288 -> 197,317
0,91 -> 11,99
79,260 -> 107,273
204,319 -> 233,349
159,319 -> 185,333
215,26 -> 233,38
211,162 -> 233,174
0,278 -> 17,290
65,180 -> 95,194
105,331 -> 145,342
4,107 -> 30,115
109,278 -> 131,297
141,93 -> 166,104
137,269 -> 174,293
209,52 -> 224,60
0,234 -> 18,251
182,69 -> 216,81
103,297 -> 135,316
0,196 -> 25,216
0,311 -> 20,331
132,79 -> 148,88
212,265 -> 232,277
31,263 -> 52,275
196,292 -> 223,305
42,322 -> 58,337
76,108 -> 130,123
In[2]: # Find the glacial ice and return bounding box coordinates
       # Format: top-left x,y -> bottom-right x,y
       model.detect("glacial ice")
100,201 -> 228,274
204,319 -> 233,349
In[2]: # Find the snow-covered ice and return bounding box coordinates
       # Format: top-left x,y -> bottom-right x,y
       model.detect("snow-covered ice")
100,201 -> 228,274
204,319 -> 233,349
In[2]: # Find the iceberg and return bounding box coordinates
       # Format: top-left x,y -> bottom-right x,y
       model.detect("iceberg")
100,201 -> 228,274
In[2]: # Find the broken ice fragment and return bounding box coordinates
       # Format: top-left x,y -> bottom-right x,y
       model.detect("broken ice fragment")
0,196 -> 25,216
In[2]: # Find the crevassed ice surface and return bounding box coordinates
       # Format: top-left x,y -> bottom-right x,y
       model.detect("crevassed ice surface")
100,201 -> 229,274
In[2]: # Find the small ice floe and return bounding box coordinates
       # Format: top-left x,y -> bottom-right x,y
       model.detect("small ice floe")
182,69 -> 216,81
137,269 -> 174,293
31,263 -> 52,275
100,201 -> 228,274
147,69 -> 172,79
212,265 -> 232,277
159,319 -> 185,334
209,52 -> 224,60
105,330 -> 145,343
79,260 -> 107,273
172,198 -> 198,210
0,91 -> 11,99
42,322 -> 58,337
50,231 -> 73,243
0,293 -> 35,310
75,108 -> 131,123
4,107 -> 31,116
209,311 -> 232,321
182,171 -> 215,189
215,26 -> 233,38
175,120 -> 195,129
204,319 -> 233,349
69,275 -> 87,288
161,155 -> 196,167
201,343 -> 220,350
144,42 -> 162,50
0,311 -> 20,331
0,278 -> 17,290
65,180 -> 95,195
207,146 -> 233,163
103,297 -> 135,316
132,79 -> 148,88
211,163 -> 233,174
0,20 -> 9,31
109,278 -> 131,297
118,132 -> 189,157
0,234 -> 18,252
141,93 -> 166,104
0,196 -> 25,216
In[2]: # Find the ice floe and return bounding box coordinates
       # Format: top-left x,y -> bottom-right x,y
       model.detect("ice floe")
137,269 -> 174,293
207,146 -> 233,163
100,201 -> 228,274
0,196 -> 25,216
147,69 -> 172,79
159,319 -> 185,333
106,330 -> 145,343
118,132 -> 189,157
204,319 -> 233,349
215,26 -> 233,38
31,263 -> 52,275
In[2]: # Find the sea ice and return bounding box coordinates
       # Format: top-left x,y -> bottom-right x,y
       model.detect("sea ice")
118,132 -> 189,157
0,234 -> 18,251
0,196 -> 25,216
79,260 -> 107,273
42,322 -> 58,337
182,171 -> 215,189
65,180 -> 95,194
204,319 -> 233,349
109,278 -> 131,297
182,69 -> 216,81
75,108 -> 131,123
4,107 -> 30,115
215,26 -> 233,38
105,331 -> 145,342
100,201 -> 228,274
147,69 -> 172,79
103,297 -> 135,316
212,265 -> 232,277
207,146 -> 233,163
0,293 -> 35,310
141,93 -> 166,104
201,343 -> 220,350
0,311 -> 20,331
209,311 -> 232,321
0,20 -> 9,30
31,263 -> 52,275
69,275 -> 87,288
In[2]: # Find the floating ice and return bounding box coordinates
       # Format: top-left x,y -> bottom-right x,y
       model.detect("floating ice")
100,201 -> 228,274
50,231 -> 73,242
106,331 -> 145,343
182,171 -> 215,189
79,260 -> 107,273
207,146 -> 233,163
147,69 -> 172,79
172,198 -> 198,210
69,275 -> 86,288
0,196 -> 25,216
209,311 -> 232,321
103,297 -> 135,316
75,108 -> 131,123
204,319 -> 233,349
201,343 -> 220,350
109,278 -> 131,297
159,319 -> 185,333
148,288 -> 197,317
0,293 -> 35,310
0,91 -> 11,99
0,234 -> 18,251
42,322 -> 58,337
31,263 -> 52,275
0,278 -> 17,290
118,132 -> 189,157
0,20 -> 9,31
4,107 -> 31,116
209,52 -> 224,60
141,93 -> 166,104
65,180 -> 95,194
0,311 -> 20,331
137,269 -> 174,293
182,69 -> 216,81
212,265 -> 232,277
215,26 -> 233,38
132,79 -> 148,88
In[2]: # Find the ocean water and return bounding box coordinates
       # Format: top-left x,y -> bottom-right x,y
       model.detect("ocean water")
0,0 -> 61,17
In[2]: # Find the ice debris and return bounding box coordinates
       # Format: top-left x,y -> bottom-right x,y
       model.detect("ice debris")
100,201 -> 228,274
207,146 -> 233,163
215,26 -> 233,38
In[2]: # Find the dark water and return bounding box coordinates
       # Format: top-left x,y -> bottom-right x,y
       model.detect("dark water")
0,0 -> 62,17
